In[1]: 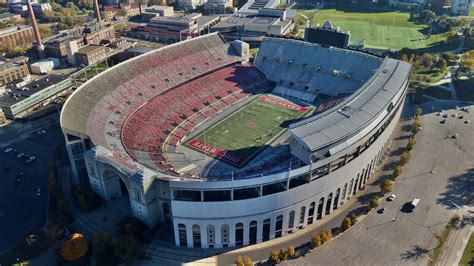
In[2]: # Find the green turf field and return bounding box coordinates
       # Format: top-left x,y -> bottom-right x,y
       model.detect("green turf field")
185,95 -> 310,167
296,8 -> 451,51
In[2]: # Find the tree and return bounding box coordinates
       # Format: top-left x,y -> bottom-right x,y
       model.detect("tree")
235,256 -> 244,266
279,248 -> 288,261
311,233 -> 321,248
288,245 -> 296,257
380,180 -> 393,195
442,52 -> 458,64
392,165 -> 403,179
406,138 -> 416,151
117,216 -> 151,243
368,197 -> 379,210
4,46 -> 28,58
400,152 -> 411,166
93,232 -> 114,254
341,217 -> 352,231
225,6 -> 236,13
60,233 -> 89,261
112,235 -> 143,263
320,229 -> 332,244
435,58 -> 448,70
269,250 -> 280,264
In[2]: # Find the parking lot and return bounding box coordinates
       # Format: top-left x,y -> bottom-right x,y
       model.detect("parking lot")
283,101 -> 474,265
0,120 -> 64,253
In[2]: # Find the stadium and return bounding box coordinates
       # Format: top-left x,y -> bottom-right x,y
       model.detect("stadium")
60,33 -> 411,249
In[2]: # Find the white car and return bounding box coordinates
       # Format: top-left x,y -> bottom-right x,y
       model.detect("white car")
387,194 -> 396,201
4,148 -> 12,153
17,153 -> 25,158
26,156 -> 36,163
36,188 -> 41,196
452,133 -> 459,139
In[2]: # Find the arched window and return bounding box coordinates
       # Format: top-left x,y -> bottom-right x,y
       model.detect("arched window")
235,223 -> 244,246
299,206 -> 306,227
178,224 -> 187,247
307,202 -> 316,225
221,224 -> 229,247
325,193 -> 333,215
317,197 -> 324,219
192,224 -> 201,248
207,225 -> 215,248
288,210 -> 295,232
275,215 -> 283,238
263,219 -> 271,241
333,188 -> 341,210
249,221 -> 257,244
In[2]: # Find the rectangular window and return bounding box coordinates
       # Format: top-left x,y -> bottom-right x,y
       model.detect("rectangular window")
134,189 -> 142,203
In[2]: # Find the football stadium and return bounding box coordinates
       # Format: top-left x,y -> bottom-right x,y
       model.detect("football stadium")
60,33 -> 411,248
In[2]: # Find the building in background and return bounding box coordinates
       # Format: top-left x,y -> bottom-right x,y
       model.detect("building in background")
176,0 -> 208,10
451,0 -> 472,15
130,13 -> 221,43
44,22 -> 116,64
0,25 -> 36,50
204,0 -> 233,14
211,9 -> 293,46
142,5 -> 174,21
76,45 -> 108,66
0,56 -> 29,87
101,1 -> 148,20
0,74 -> 72,119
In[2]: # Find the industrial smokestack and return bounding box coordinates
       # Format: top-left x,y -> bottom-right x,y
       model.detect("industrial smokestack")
93,0 -> 101,23
26,0 -> 44,56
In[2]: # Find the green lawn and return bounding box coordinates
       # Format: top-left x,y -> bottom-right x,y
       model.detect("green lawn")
185,95 -> 310,167
460,233 -> 474,266
296,8 -> 451,51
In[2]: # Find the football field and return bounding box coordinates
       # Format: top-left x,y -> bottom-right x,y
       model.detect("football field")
297,8 -> 451,51
185,95 -> 310,167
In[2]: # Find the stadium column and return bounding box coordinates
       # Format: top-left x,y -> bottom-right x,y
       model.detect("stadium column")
214,223 -> 222,248
269,217 -> 276,240
243,221 -> 250,246
186,223 -> 194,248
201,224 -> 208,248
229,224 -> 236,247
256,219 -> 263,244
65,136 -> 88,185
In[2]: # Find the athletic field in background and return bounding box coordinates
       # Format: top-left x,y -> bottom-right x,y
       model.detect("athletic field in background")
185,95 -> 310,167
297,8 -> 451,50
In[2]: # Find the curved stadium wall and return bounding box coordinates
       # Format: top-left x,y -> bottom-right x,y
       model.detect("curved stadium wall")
60,34 -> 411,249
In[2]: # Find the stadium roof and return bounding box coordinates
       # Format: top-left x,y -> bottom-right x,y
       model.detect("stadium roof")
290,58 -> 411,153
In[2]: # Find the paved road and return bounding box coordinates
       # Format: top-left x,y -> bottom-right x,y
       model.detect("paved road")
281,100 -> 474,266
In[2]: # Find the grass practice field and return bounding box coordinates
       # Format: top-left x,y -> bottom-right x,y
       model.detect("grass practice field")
185,95 -> 310,167
296,8 -> 451,51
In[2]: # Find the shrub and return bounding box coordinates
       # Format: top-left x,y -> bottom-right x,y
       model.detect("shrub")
392,165 -> 403,180
406,138 -> 416,151
269,250 -> 280,264
235,256 -> 244,266
380,179 -> 393,195
415,108 -> 422,117
311,233 -> 321,248
368,197 -> 379,210
349,214 -> 358,225
287,245 -> 296,257
112,235 -> 144,263
242,256 -> 252,266
320,229 -> 332,244
279,248 -> 288,261
341,217 -> 352,231
400,152 -> 411,166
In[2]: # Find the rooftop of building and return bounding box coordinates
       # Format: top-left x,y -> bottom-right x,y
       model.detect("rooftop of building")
0,12 -> 21,19
0,56 -> 29,72
76,44 -> 106,55
0,74 -> 70,107
0,25 -> 31,37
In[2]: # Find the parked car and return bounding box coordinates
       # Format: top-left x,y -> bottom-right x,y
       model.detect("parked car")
36,188 -> 41,196
26,156 -> 36,163
17,153 -> 25,158
377,207 -> 386,214
387,194 -> 396,201
4,148 -> 12,153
